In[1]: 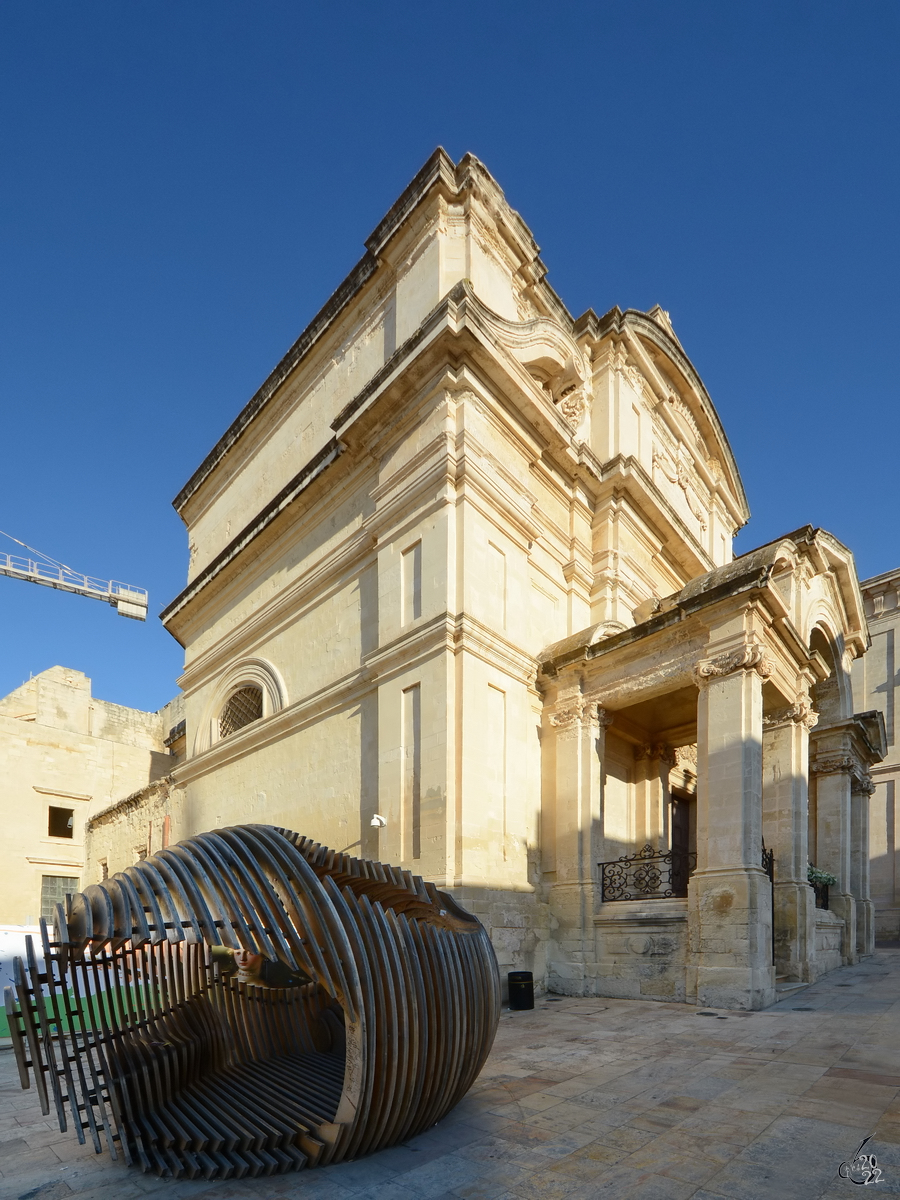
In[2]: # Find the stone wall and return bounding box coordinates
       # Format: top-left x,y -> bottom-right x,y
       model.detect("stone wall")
0,667 -> 180,925
85,776 -> 187,885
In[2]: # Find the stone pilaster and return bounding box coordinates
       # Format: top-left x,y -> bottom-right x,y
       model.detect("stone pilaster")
851,773 -> 876,956
633,742 -> 676,849
810,754 -> 857,964
762,698 -> 817,982
547,692 -> 610,993
687,642 -> 775,1010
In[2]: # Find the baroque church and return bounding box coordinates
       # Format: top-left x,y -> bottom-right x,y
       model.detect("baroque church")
92,149 -> 887,1011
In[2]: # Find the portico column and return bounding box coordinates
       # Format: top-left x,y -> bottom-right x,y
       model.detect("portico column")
762,697 -> 817,982
810,755 -> 857,964
634,742 -> 676,849
850,775 -> 876,956
687,643 -> 775,1010
547,689 -> 610,993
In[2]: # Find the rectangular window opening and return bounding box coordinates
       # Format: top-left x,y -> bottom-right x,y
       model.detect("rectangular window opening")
48,806 -> 74,839
41,875 -> 78,922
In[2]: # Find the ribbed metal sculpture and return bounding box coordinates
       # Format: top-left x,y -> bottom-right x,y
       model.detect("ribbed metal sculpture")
5,826 -> 500,1179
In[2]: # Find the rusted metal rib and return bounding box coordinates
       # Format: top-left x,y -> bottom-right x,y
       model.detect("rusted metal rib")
4,825 -> 499,1179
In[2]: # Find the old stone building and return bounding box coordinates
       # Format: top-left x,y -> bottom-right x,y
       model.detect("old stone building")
148,149 -> 884,1009
853,566 -> 900,939
0,665 -> 181,926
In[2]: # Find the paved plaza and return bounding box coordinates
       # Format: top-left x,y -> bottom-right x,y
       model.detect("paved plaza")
2,950 -> 900,1200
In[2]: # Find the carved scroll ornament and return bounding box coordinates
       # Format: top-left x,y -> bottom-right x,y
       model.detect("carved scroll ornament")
764,698 -> 819,730
556,384 -> 587,429
675,744 -> 698,772
5,827 -> 500,1180
634,742 -> 677,766
693,641 -> 773,685
810,755 -> 855,775
653,445 -> 709,531
549,698 -> 614,735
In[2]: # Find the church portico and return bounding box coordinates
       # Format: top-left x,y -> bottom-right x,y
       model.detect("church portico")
539,530 -> 883,1009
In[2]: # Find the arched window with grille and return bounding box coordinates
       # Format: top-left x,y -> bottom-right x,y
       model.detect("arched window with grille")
219,685 -> 264,738
194,659 -> 287,755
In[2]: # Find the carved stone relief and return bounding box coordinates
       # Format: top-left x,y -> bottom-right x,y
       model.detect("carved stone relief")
634,742 -> 677,766
652,444 -> 709,531
693,640 -> 774,684
675,744 -> 698,772
809,755 -> 855,775
764,699 -> 819,730
809,756 -> 876,794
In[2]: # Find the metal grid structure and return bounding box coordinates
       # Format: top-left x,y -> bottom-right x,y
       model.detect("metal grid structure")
219,687 -> 263,738
0,552 -> 148,620
4,827 -> 500,1180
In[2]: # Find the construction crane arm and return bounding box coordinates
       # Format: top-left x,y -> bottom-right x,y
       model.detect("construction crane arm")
0,537 -> 148,621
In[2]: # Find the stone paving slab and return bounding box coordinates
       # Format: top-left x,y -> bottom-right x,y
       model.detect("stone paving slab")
2,951 -> 900,1199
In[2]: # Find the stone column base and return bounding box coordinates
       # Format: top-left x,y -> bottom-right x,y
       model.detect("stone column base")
773,880 -> 817,982
857,898 -> 875,957
686,867 -> 776,1010
828,892 -> 859,964
548,880 -> 599,995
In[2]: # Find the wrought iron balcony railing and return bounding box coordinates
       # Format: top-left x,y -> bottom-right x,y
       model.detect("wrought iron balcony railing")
598,844 -> 696,901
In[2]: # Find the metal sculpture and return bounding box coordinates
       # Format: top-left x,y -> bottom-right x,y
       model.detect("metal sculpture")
5,826 -> 500,1179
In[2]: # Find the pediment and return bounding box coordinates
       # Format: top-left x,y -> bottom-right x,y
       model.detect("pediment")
598,310 -> 749,530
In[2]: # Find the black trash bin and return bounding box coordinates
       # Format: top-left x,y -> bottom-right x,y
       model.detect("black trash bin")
508,970 -> 534,1010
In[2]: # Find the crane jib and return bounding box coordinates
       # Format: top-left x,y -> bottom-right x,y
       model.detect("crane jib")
0,553 -> 148,621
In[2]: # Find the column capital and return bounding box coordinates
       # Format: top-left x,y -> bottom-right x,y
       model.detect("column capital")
693,639 -> 773,687
548,699 -> 584,735
549,696 -> 614,736
595,705 -> 615,728
764,697 -> 819,731
809,755 -> 854,776
851,773 -> 876,796
634,742 -> 676,766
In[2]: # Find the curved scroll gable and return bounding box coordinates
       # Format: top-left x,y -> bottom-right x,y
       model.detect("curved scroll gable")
473,301 -> 591,417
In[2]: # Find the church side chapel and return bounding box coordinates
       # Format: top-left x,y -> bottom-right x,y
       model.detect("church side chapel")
151,148 -> 884,1011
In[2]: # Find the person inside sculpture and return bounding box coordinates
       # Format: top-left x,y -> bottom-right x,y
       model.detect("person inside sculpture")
233,947 -> 268,986
213,943 -> 312,987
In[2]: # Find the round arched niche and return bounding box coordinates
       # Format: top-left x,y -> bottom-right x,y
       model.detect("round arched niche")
808,626 -> 852,725
195,658 -> 287,754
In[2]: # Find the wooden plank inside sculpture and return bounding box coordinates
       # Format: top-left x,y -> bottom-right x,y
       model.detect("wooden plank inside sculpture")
3,826 -> 500,1179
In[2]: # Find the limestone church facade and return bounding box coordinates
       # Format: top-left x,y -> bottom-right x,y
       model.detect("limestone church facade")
144,150 -> 884,1010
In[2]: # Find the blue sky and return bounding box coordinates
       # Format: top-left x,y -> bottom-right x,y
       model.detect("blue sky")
1,1 -> 898,711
